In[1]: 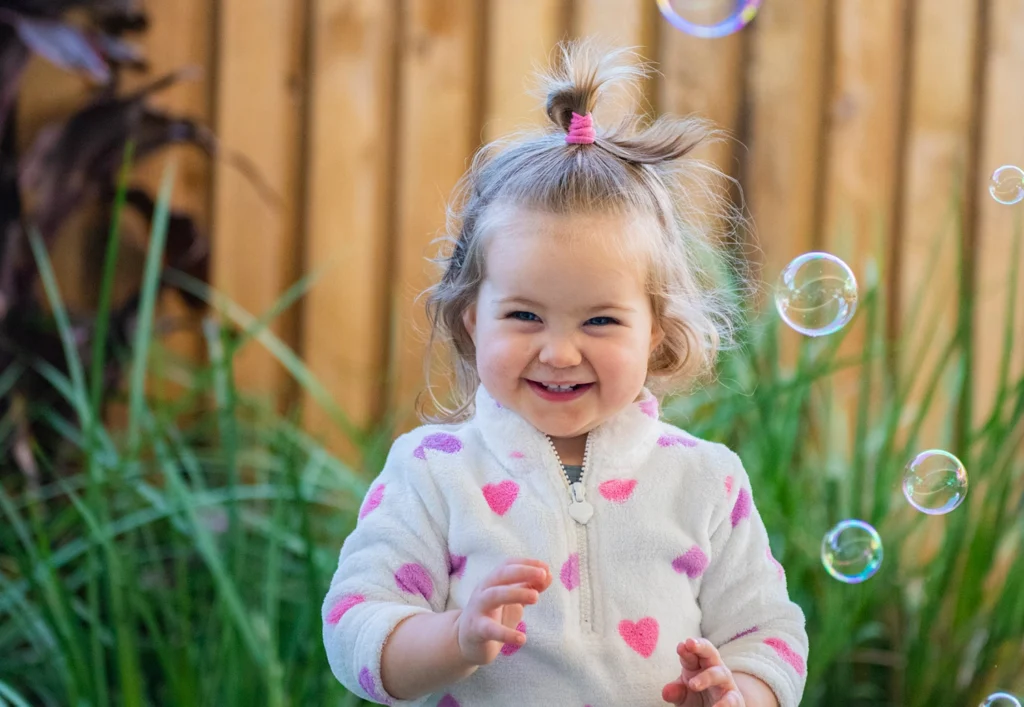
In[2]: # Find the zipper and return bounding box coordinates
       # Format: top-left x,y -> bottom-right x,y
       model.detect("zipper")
546,434 -> 596,634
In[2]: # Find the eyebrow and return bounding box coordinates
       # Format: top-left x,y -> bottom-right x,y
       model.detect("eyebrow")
494,296 -> 636,314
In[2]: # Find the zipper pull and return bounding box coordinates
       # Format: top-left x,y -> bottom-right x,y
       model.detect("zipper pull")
568,482 -> 594,524
570,482 -> 587,503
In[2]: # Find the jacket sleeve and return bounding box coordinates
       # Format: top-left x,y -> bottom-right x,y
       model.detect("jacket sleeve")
698,447 -> 809,707
321,431 -> 451,705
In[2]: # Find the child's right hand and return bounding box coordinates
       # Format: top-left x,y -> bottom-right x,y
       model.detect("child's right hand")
456,558 -> 552,666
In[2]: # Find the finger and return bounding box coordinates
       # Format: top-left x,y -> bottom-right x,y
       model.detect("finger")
477,585 -> 540,612
711,690 -> 744,707
488,563 -> 550,590
661,680 -> 689,705
676,641 -> 701,673
684,637 -> 724,667
501,601 -> 524,629
502,557 -> 550,577
688,666 -> 735,693
473,615 -> 526,647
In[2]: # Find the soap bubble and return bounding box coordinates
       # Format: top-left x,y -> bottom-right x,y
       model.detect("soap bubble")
980,693 -> 1021,707
655,0 -> 761,39
902,450 -> 968,515
989,165 -> 1024,205
775,252 -> 859,337
821,520 -> 883,584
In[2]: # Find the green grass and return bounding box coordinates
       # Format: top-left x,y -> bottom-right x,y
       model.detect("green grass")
1,164 -> 1022,706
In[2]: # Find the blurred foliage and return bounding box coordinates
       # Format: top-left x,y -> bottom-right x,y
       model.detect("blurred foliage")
0,161 -> 1022,706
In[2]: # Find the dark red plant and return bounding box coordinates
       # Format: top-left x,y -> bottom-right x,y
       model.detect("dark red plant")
0,0 -> 217,472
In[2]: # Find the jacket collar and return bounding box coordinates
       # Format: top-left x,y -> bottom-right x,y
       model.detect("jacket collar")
470,384 -> 663,479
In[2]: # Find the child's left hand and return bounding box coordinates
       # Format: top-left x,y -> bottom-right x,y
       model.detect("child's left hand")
662,638 -> 745,707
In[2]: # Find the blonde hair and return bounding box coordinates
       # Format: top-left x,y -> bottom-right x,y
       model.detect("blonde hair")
421,39 -> 745,423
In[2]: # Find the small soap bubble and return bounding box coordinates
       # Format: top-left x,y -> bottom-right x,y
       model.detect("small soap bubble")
980,693 -> 1022,707
656,0 -> 761,39
821,519 -> 883,584
775,252 -> 859,337
989,165 -> 1024,205
902,450 -> 968,515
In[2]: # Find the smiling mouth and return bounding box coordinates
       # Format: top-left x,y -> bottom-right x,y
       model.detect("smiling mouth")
532,381 -> 591,391
526,380 -> 594,400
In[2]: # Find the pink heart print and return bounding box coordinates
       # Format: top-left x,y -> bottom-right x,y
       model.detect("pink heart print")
657,434 -> 697,448
672,546 -> 709,579
438,696 -> 460,707
728,626 -> 759,642
500,621 -> 527,656
394,563 -> 433,601
724,475 -> 734,495
413,432 -> 463,460
764,637 -> 806,676
639,397 -> 659,419
618,617 -> 659,658
561,553 -> 580,590
731,487 -> 752,527
358,667 -> 391,705
767,546 -> 785,579
598,479 -> 637,503
447,551 -> 467,579
359,483 -> 385,520
482,480 -> 519,516
326,593 -> 364,625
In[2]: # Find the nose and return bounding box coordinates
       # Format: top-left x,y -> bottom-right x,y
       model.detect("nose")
538,332 -> 582,369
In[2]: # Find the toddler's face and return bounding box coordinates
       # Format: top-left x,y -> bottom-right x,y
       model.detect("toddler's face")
463,206 -> 663,451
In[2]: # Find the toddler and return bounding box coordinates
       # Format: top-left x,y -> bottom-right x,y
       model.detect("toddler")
322,40 -> 808,707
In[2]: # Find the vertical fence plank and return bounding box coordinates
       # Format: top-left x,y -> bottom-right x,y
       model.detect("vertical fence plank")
572,0 -> 653,47
821,1 -> 904,276
211,0 -> 307,401
483,0 -> 567,142
302,0 -> 398,453
125,0 -> 213,381
896,0 -> 979,445
973,0 -> 1024,424
818,0 -> 906,456
743,0 -> 830,284
656,18 -> 744,180
572,0 -> 657,119
388,0 -> 483,427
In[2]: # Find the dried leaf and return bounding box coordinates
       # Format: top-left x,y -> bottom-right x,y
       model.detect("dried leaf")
19,70 -> 214,244
0,95 -> 23,323
0,23 -> 30,137
90,30 -> 144,68
0,10 -> 110,83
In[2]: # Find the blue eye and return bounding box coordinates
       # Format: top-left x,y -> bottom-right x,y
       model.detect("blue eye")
586,316 -> 619,326
509,311 -> 540,322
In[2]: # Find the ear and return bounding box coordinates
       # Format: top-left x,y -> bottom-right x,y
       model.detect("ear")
650,321 -> 665,353
462,304 -> 478,344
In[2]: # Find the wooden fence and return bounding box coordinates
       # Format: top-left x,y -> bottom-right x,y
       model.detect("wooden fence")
19,0 -> 1024,449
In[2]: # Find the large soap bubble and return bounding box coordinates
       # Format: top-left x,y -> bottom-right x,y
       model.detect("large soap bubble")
655,0 -> 761,39
902,450 -> 968,515
776,252 -> 859,337
821,519 -> 883,584
989,165 -> 1024,205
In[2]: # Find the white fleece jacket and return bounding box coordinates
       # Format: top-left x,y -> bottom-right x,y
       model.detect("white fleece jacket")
322,386 -> 808,707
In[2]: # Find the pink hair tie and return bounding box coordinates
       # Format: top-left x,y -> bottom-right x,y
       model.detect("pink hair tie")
565,112 -> 596,145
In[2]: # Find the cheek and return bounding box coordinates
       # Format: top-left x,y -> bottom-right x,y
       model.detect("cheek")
594,332 -> 652,368
475,326 -> 532,376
